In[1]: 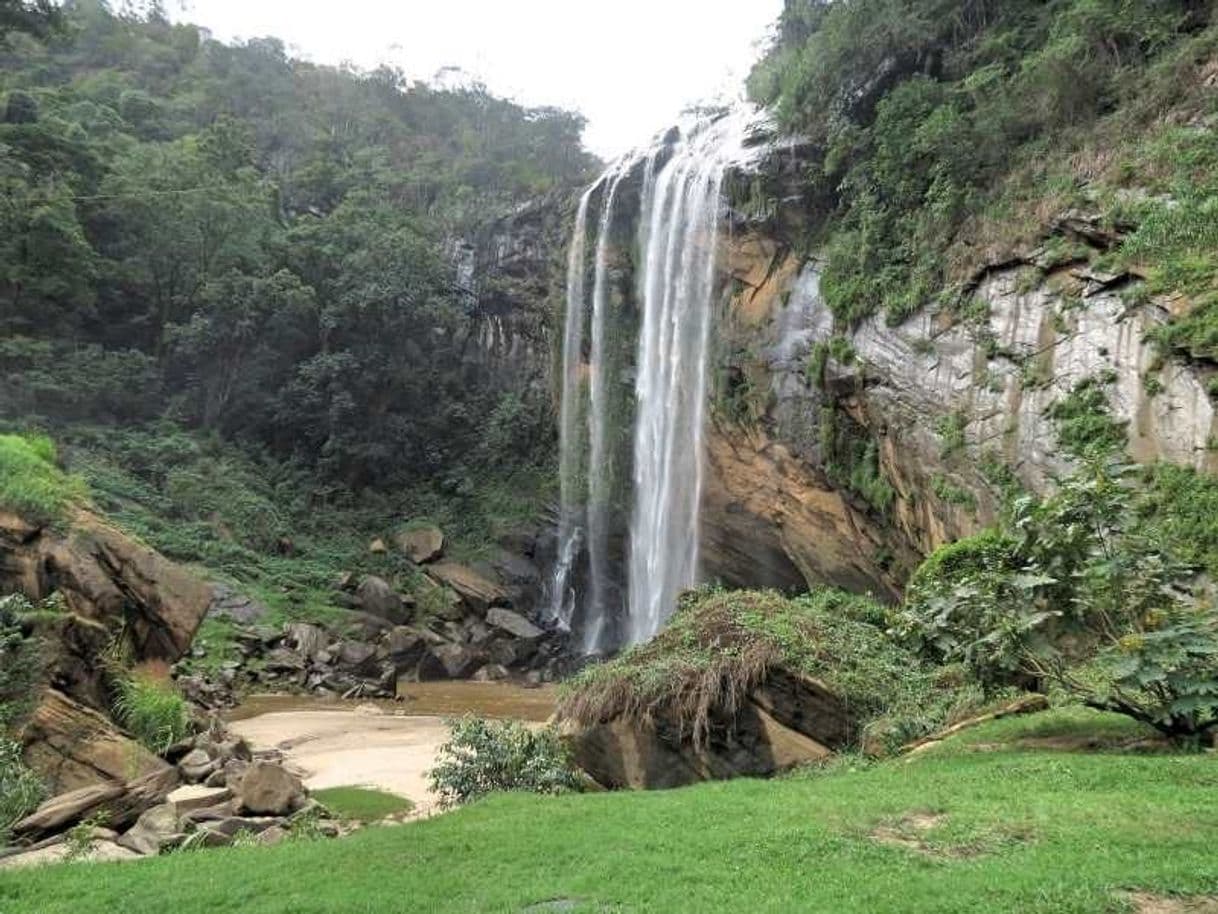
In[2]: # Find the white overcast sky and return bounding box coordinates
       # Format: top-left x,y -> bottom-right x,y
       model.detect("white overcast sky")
170,1 -> 784,160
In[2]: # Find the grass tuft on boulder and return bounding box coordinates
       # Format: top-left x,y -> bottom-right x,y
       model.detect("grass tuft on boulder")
0,433 -> 87,528
559,587 -> 971,752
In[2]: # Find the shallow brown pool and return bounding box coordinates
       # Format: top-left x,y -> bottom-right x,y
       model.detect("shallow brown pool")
226,680 -> 558,723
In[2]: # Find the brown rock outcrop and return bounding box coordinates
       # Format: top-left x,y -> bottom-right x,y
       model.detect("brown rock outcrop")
0,510 -> 211,662
563,671 -> 844,790
19,689 -> 173,794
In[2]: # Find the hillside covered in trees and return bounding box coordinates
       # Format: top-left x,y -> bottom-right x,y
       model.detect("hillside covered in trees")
1,0 -> 593,479
0,1 -> 596,614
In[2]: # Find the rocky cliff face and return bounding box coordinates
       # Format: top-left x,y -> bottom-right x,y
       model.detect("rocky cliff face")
475,130 -> 1218,607
453,192 -> 573,397
704,150 -> 1217,595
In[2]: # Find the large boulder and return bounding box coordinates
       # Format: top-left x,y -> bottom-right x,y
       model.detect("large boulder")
394,525 -> 444,564
0,510 -> 210,662
206,584 -> 270,624
563,684 -> 838,790
427,563 -> 508,615
20,689 -> 172,794
556,590 -> 918,790
13,767 -> 179,840
335,640 -> 379,676
283,622 -> 326,661
355,575 -> 409,624
235,761 -> 305,816
418,642 -> 485,680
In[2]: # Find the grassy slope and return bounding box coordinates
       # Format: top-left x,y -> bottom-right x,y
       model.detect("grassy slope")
2,710 -> 1215,913
0,433 -> 87,528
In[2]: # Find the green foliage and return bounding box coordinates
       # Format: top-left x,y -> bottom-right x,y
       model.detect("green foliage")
1047,374 -> 1128,459
311,787 -> 413,822
0,735 -> 44,847
113,669 -> 191,754
428,717 -> 582,809
0,1 -> 586,493
931,474 -> 977,509
62,810 -> 109,862
1147,294 -> 1218,363
561,586 -> 968,753
900,457 -> 1218,739
3,707 -> 1218,912
819,407 -> 895,515
805,335 -> 857,388
0,432 -> 87,526
935,411 -> 967,459
749,0 -> 1207,325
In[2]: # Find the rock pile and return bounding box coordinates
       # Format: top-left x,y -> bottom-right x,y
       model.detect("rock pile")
181,604 -> 570,708
1,727 -> 330,869
184,525 -> 573,705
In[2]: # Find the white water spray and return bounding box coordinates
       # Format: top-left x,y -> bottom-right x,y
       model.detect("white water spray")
553,107 -> 766,651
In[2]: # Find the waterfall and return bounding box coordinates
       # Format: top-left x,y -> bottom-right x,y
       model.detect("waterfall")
627,111 -> 756,645
553,107 -> 764,652
547,188 -> 593,630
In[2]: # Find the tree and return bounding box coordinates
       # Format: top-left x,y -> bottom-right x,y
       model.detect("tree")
0,0 -> 61,43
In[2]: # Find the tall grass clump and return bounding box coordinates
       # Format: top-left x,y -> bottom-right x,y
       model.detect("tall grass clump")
113,663 -> 191,754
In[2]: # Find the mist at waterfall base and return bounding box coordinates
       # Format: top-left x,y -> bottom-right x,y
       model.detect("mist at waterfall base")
548,108 -> 766,656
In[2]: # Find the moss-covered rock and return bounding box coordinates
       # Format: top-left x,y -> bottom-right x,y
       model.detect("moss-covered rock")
558,587 -> 969,788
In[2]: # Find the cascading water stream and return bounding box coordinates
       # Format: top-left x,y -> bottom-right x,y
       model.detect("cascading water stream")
547,188 -> 593,630
553,107 -> 764,653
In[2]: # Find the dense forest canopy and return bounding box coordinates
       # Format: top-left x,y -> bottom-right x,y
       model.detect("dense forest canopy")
0,0 -> 596,487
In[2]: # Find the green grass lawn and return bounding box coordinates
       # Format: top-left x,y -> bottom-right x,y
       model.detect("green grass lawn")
1,710 -> 1215,914
311,787 -> 415,822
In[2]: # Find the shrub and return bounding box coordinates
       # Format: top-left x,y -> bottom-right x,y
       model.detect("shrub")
0,433 -> 88,527
0,736 -> 45,846
900,457 -> 1218,742
113,666 -> 191,754
428,717 -> 582,808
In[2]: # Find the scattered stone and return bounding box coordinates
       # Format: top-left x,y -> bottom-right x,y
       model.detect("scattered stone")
263,647 -> 306,673
256,825 -> 289,846
236,762 -> 305,816
419,643 -> 484,680
178,748 -> 217,784
207,584 -> 270,624
487,639 -> 519,667
336,640 -> 379,676
486,607 -> 543,641
115,803 -> 184,856
394,525 -> 444,564
167,784 -> 232,814
368,538 -> 388,554
472,663 -> 510,682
